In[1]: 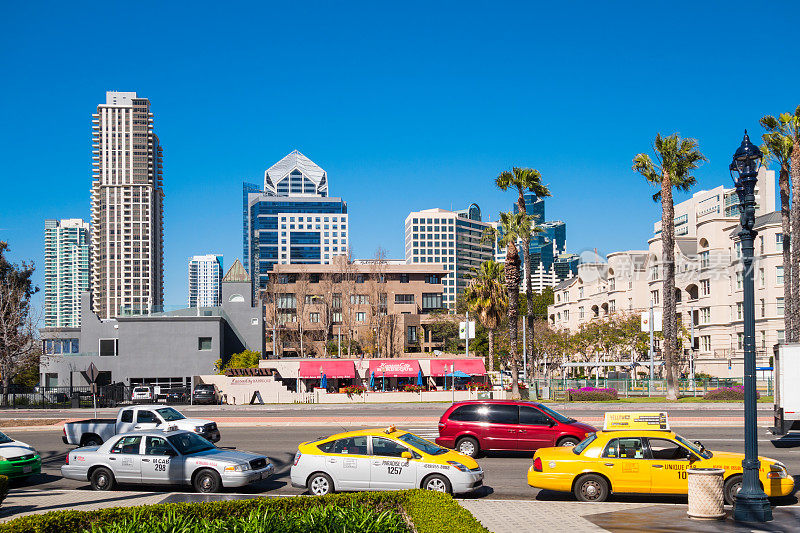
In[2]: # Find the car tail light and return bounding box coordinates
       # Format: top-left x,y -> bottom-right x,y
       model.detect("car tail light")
65,454 -> 69,465
438,422 -> 446,430
533,457 -> 542,472
293,451 -> 302,466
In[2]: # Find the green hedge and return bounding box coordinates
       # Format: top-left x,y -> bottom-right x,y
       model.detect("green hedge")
0,490 -> 488,533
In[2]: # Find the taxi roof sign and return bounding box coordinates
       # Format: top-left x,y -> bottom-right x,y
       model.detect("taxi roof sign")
603,412 -> 670,431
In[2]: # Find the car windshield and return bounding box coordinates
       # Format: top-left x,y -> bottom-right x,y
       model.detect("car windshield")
155,407 -> 185,421
0,431 -> 13,444
572,433 -> 597,455
535,403 -> 574,424
133,387 -> 149,393
398,432 -> 448,455
675,434 -> 713,459
167,432 -> 215,455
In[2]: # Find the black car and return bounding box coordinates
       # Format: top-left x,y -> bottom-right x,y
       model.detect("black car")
166,387 -> 190,404
192,384 -> 220,405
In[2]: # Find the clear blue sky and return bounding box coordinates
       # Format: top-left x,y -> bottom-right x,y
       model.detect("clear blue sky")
2,1 -> 799,313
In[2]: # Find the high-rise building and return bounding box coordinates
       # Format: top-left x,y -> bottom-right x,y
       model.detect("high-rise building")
244,151 -> 349,294
188,254 -> 223,307
44,219 -> 91,327
90,91 -> 164,318
404,204 -> 496,308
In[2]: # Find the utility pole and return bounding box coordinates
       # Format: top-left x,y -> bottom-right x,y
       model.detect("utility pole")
523,315 -> 527,386
690,306 -> 696,395
272,323 -> 277,359
465,310 -> 469,359
337,325 -> 341,358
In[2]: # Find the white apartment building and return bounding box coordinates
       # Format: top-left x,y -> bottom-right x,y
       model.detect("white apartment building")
405,204 -> 496,308
188,254 -> 223,307
549,169 -> 781,377
90,91 -> 164,318
44,218 -> 91,328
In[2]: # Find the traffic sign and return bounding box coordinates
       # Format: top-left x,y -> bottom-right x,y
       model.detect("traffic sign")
86,363 -> 100,384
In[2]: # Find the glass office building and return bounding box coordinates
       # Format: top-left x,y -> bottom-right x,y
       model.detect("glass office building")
44,219 -> 91,327
243,151 -> 348,293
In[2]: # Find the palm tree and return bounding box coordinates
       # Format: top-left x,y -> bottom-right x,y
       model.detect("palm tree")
633,133 -> 706,400
761,115 -> 795,341
464,260 -> 507,374
485,212 -> 532,398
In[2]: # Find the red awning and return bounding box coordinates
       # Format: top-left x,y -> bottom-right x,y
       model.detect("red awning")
429,359 -> 486,376
299,360 -> 356,379
369,359 -> 421,378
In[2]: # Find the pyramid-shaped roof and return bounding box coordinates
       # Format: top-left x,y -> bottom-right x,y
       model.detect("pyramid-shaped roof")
222,259 -> 250,283
264,150 -> 328,196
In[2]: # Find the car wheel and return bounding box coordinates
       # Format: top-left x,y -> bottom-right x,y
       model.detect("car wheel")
558,436 -> 580,447
193,469 -> 222,494
308,472 -> 334,496
574,474 -> 609,502
90,467 -> 115,491
456,437 -> 480,458
724,475 -> 742,505
423,474 -> 452,494
82,435 -> 103,447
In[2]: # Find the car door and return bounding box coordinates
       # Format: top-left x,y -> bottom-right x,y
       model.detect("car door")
596,437 -> 649,493
321,436 -> 371,490
116,409 -> 136,433
483,404 -> 520,451
646,437 -> 695,494
108,435 -> 143,482
369,436 -> 419,490
134,409 -> 160,431
141,435 -> 183,484
517,405 -> 558,451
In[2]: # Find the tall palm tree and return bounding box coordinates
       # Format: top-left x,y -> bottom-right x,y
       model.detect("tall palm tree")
485,212 -> 532,398
496,168 -> 551,374
633,133 -> 706,400
761,115 -> 795,341
464,260 -> 507,373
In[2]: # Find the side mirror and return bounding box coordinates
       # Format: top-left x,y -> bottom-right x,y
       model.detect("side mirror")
401,451 -> 412,460
693,440 -> 705,452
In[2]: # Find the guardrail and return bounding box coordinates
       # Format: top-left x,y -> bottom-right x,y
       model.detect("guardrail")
528,378 -> 772,400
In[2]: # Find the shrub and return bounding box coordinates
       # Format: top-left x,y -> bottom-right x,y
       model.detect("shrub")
466,382 -> 490,391
402,384 -> 424,393
703,385 -> 758,401
341,385 -> 366,398
567,386 -> 618,401
0,490 -> 488,533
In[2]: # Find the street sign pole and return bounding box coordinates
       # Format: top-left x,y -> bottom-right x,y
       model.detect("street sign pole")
86,363 -> 100,418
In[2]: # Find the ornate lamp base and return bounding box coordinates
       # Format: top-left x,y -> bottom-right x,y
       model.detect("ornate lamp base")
733,492 -> 773,523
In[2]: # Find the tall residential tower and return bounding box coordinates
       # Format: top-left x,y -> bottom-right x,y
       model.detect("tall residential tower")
44,219 -> 91,327
188,254 -> 223,307
90,91 -> 164,318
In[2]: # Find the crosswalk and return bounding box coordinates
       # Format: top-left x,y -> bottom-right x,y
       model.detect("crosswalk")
401,426 -> 439,440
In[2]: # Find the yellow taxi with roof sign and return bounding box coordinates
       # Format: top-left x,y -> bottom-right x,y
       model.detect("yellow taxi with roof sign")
527,412 -> 794,504
290,425 -> 483,495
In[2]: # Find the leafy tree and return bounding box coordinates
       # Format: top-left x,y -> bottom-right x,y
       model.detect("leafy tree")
426,318 -> 460,353
464,260 -> 507,372
530,287 -> 554,320
215,349 -> 262,373
633,133 -> 706,400
0,242 -> 39,405
496,167 -> 551,371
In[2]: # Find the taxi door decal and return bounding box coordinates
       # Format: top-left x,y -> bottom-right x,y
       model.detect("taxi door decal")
622,462 -> 639,473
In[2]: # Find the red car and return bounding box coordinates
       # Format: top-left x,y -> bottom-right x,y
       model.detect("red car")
435,400 -> 596,458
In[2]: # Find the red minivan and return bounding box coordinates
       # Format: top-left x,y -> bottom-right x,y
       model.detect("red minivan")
435,400 -> 596,458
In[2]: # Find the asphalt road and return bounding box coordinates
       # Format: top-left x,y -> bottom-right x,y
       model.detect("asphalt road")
8,425 -> 800,504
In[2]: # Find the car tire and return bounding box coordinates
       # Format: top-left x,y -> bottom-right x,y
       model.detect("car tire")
574,474 -> 609,502
307,472 -> 334,496
423,474 -> 452,494
456,437 -> 480,458
193,469 -> 222,494
82,435 -> 103,447
90,467 -> 115,491
723,475 -> 742,505
557,436 -> 580,447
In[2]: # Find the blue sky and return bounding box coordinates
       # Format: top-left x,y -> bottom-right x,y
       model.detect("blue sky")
2,1 -> 799,312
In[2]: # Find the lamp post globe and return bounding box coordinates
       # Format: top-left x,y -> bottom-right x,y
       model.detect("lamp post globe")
730,131 -> 772,523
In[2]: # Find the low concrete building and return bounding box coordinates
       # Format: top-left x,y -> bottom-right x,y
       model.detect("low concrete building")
40,260 -> 264,389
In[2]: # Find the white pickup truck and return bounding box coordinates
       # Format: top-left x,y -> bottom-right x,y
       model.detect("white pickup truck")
62,405 -> 220,447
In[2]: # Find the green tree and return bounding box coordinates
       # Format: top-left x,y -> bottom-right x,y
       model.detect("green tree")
530,287 -> 554,320
633,133 -> 706,400
485,212 -> 532,398
496,167 -> 551,371
215,349 -> 261,374
464,260 -> 507,372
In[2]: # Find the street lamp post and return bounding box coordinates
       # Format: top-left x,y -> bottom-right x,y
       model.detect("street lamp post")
730,131 -> 772,523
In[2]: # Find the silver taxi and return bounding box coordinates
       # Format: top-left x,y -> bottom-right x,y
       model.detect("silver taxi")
62,428 -> 273,493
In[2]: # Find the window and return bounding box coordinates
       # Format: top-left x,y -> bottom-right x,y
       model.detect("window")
579,307 -> 584,319
304,295 -> 320,304
487,404 -> 519,424
759,268 -> 765,287
579,287 -> 584,298
448,404 -> 487,422
309,312 -> 320,323
111,436 -> 141,455
356,312 -> 366,322
278,274 -> 290,284
777,266 -> 784,286
407,326 -> 417,344
356,274 -> 365,284
777,233 -> 783,251
350,294 -> 369,305
145,436 -> 173,456
99,339 -> 118,357
737,333 -> 744,350
332,293 -> 341,308
198,337 -> 212,350
609,300 -> 615,312
564,310 -> 570,320
309,273 -> 319,284
736,272 -> 742,290
777,297 -> 785,316
735,242 -> 742,259
778,330 -> 785,344
400,273 -> 409,283
700,279 -> 710,296
332,312 -> 342,323
609,278 -> 615,291
701,335 -> 711,352
700,307 -> 710,324
319,436 -> 368,455
736,302 -> 743,320
120,409 -> 134,423
760,331 -> 766,349
648,438 -> 692,461
425,274 -> 439,284
422,293 -> 443,310
760,299 -> 766,317
520,406 -> 552,426
277,293 -> 296,309
395,294 -> 414,304
759,236 -> 765,255
699,251 -> 709,268
650,265 -> 660,280
602,437 -> 645,459
372,437 -> 411,458
650,290 -> 660,305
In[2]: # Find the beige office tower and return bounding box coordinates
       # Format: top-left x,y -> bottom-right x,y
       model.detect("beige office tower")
90,91 -> 164,318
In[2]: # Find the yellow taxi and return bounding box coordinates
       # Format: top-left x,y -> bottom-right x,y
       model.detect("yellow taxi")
290,426 -> 484,495
527,412 -> 794,504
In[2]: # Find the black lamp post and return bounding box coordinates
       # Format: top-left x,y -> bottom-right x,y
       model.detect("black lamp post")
730,131 -> 772,523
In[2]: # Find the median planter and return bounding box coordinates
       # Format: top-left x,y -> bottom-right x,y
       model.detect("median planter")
703,385 -> 756,401
567,386 -> 618,401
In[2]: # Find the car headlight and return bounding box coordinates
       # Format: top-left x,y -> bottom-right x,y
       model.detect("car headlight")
447,461 -> 469,472
0,457 -> 6,462
224,463 -> 251,472
194,426 -> 205,433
